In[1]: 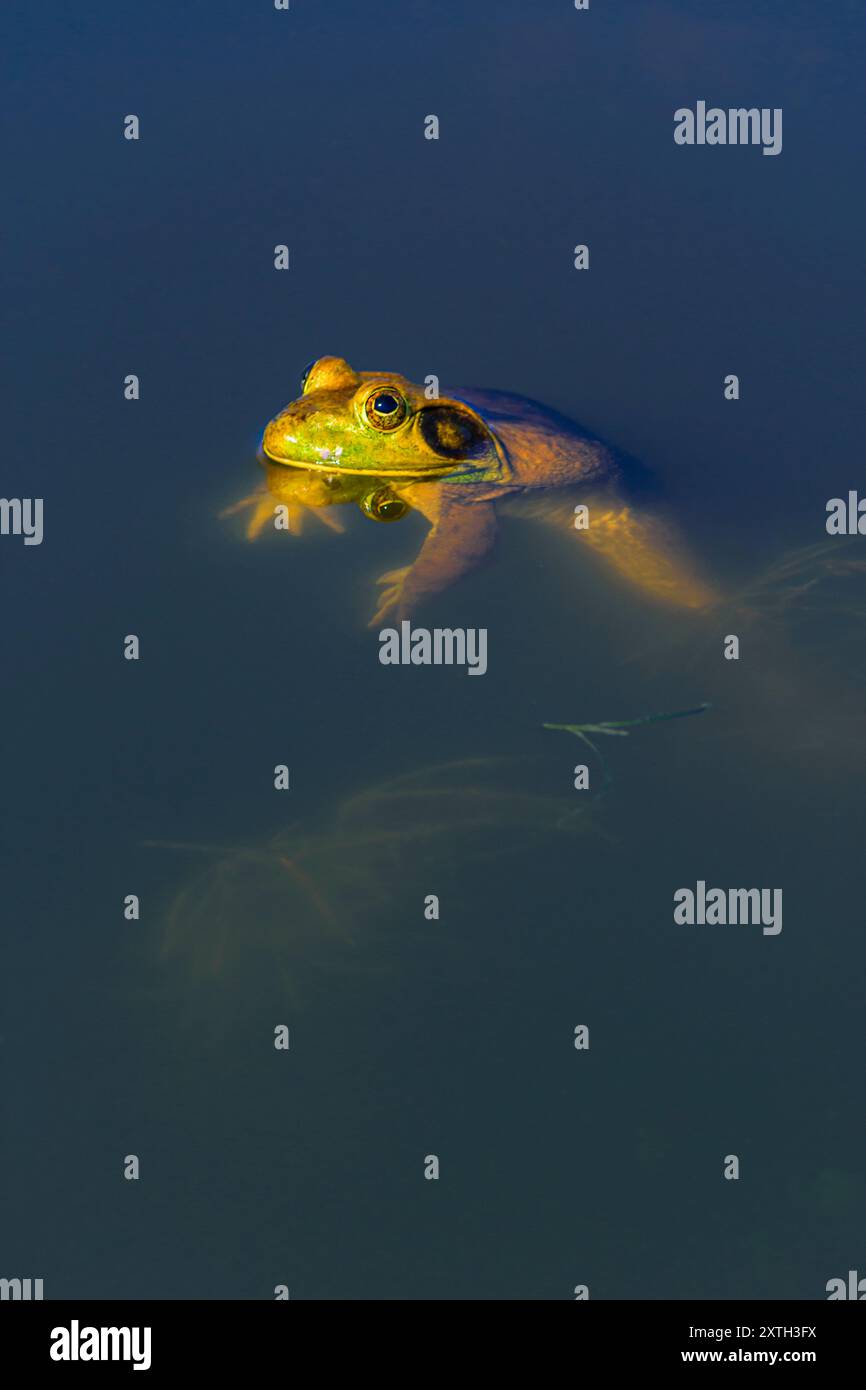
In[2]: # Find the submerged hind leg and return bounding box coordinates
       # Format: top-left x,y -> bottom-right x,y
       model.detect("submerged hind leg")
516,493 -> 718,609
579,504 -> 718,609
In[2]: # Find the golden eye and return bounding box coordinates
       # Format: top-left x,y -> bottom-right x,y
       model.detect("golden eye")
364,390 -> 407,431
361,486 -> 409,522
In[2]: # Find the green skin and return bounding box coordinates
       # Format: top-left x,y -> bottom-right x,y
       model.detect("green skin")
235,355 -> 715,624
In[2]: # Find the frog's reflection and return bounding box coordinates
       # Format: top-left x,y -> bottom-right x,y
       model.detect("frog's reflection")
144,759 -> 591,1038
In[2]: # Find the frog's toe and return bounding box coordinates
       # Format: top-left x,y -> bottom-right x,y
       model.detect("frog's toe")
219,492 -> 264,520
218,492 -> 276,541
369,568 -> 414,627
247,499 -> 280,540
376,566 -> 411,587
368,591 -> 399,628
312,508 -> 345,534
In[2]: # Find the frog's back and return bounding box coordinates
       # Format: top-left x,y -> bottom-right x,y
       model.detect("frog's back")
447,386 -> 658,500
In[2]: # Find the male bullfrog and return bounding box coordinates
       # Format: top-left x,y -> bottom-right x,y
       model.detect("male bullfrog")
229,355 -> 715,623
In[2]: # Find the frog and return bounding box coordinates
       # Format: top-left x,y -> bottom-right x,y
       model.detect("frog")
228,355 -> 716,624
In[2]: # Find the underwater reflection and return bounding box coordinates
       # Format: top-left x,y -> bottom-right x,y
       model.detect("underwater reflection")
143,758 -> 592,1037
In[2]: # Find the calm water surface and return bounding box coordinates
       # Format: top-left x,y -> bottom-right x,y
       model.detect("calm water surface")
3,0 -> 865,1298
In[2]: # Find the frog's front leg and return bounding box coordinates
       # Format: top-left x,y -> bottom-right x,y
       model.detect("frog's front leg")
369,485 -> 498,626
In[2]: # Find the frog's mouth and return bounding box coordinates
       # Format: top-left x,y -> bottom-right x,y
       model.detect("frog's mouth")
260,443 -> 458,479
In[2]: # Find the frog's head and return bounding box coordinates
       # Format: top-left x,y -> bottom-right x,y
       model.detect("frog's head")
261,356 -> 501,481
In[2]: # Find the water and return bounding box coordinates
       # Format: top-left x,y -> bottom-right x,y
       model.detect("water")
3,0 -> 865,1299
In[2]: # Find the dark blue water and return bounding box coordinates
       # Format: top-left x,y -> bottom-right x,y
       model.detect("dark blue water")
3,0 -> 865,1299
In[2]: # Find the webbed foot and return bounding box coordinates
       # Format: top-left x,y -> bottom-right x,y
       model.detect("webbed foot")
369,567 -> 413,627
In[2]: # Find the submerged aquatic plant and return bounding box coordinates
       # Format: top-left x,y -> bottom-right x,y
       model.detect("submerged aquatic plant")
731,538 -> 866,639
140,758 -> 591,1037
543,704 -> 711,792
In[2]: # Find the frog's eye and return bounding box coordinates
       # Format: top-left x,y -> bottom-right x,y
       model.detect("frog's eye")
364,390 -> 407,431
300,359 -> 317,393
361,486 -> 409,522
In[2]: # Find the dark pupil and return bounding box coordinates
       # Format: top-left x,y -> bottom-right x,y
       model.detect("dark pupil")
374,393 -> 399,415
